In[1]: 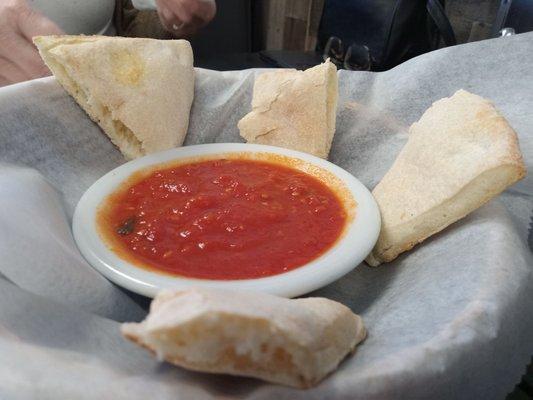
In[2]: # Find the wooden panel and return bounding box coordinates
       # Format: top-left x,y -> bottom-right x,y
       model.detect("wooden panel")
283,16 -> 307,50
264,0 -> 286,50
285,0 -> 312,50
306,0 -> 325,50
260,0 -> 325,51
285,0 -> 311,19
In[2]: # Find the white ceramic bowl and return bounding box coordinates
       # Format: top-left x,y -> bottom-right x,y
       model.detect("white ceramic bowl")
73,143 -> 380,298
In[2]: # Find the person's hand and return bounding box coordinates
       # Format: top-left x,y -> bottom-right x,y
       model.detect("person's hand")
0,0 -> 63,87
155,0 -> 216,38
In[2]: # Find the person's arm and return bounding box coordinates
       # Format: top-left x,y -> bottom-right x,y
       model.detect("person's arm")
0,0 -> 63,87
131,0 -> 216,37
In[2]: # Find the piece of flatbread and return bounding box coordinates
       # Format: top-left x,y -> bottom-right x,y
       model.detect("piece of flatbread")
366,89 -> 526,266
34,35 -> 194,160
237,60 -> 338,159
122,287 -> 366,388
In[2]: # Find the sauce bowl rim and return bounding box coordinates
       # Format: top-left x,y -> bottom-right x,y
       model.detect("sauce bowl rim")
72,143 -> 381,298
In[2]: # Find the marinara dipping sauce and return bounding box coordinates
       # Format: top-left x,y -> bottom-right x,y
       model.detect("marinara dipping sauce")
97,158 -> 348,280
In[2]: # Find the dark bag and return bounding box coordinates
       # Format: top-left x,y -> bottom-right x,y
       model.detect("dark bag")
317,0 -> 457,71
491,0 -> 533,37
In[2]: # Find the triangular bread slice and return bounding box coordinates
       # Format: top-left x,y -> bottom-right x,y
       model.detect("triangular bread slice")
122,287 -> 366,388
366,89 -> 526,266
237,59 -> 338,159
34,35 -> 194,160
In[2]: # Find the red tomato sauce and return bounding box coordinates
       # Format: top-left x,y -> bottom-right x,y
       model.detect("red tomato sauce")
97,159 -> 347,280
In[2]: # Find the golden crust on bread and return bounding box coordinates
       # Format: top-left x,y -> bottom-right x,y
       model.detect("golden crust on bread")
238,60 -> 338,159
34,35 -> 194,160
122,288 -> 366,388
367,89 -> 526,266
